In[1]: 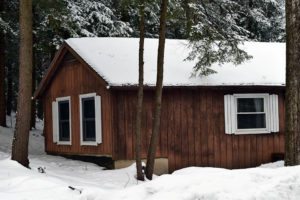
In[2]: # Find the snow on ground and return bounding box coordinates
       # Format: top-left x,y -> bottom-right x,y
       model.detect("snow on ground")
101,165 -> 300,200
1,116 -> 300,200
0,116 -> 141,200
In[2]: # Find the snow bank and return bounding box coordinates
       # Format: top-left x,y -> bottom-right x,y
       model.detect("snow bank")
0,159 -> 81,200
93,166 -> 300,200
66,37 -> 285,87
1,116 -> 300,200
0,117 -> 141,200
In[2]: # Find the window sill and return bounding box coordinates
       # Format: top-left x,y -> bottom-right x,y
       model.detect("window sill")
56,141 -> 72,145
80,142 -> 99,146
234,129 -> 271,135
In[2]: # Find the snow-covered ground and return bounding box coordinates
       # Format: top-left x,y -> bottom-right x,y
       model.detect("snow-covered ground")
1,116 -> 300,200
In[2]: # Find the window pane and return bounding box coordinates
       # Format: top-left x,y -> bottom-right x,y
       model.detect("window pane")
59,101 -> 69,120
83,98 -> 95,118
237,98 -> 264,112
82,97 -> 96,142
84,120 -> 96,141
237,114 -> 266,129
58,100 -> 70,141
59,121 -> 70,141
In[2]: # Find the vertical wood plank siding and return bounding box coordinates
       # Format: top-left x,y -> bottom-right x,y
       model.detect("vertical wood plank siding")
44,60 -> 113,156
42,56 -> 285,172
113,88 -> 285,172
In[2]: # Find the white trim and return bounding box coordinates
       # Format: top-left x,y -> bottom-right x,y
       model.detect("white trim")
95,95 -> 102,144
224,95 -> 229,134
55,96 -> 72,145
230,95 -> 235,134
233,93 -> 270,134
224,93 -> 280,135
79,93 -> 102,146
224,95 -> 234,134
270,94 -> 279,132
52,101 -> 58,143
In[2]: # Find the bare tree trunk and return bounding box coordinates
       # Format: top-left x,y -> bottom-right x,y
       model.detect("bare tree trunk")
0,0 -> 6,127
145,0 -> 168,180
285,0 -> 300,166
36,83 -> 43,120
6,65 -> 12,116
135,0 -> 146,181
11,0 -> 33,168
30,51 -> 36,129
36,61 -> 43,120
183,0 -> 192,38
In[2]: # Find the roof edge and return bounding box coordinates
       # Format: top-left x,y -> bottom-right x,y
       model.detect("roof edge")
33,43 -> 68,99
34,42 -> 110,99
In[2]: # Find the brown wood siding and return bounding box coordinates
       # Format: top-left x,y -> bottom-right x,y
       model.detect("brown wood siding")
112,88 -> 285,172
38,44 -> 285,173
43,60 -> 113,156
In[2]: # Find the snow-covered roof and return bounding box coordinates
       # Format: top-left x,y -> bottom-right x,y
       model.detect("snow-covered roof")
66,37 -> 285,87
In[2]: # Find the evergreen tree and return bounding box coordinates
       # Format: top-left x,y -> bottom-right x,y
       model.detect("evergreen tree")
115,0 -> 160,38
67,0 -> 132,37
0,0 -> 18,122
186,0 -> 285,77
186,0 -> 253,76
166,0 -> 188,38
4,0 -> 20,117
235,0 -> 285,42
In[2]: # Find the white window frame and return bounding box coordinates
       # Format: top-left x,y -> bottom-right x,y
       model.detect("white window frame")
233,93 -> 270,134
55,96 -> 72,145
79,93 -> 102,146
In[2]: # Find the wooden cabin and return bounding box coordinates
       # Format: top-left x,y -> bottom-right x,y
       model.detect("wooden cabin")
34,38 -> 285,174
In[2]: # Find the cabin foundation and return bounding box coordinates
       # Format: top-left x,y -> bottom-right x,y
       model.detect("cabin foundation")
114,158 -> 169,175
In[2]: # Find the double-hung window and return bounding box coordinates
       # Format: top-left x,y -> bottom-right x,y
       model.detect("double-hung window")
52,96 -> 71,145
82,97 -> 96,141
224,93 -> 279,134
79,93 -> 102,145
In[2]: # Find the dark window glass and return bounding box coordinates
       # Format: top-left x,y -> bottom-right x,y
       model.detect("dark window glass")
58,100 -> 70,141
237,114 -> 266,129
82,97 -> 96,141
236,97 -> 266,130
84,98 -> 95,118
237,98 -> 264,112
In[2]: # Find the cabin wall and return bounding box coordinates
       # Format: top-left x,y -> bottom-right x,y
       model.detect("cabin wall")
112,90 -> 169,160
43,59 -> 113,156
112,87 -> 285,172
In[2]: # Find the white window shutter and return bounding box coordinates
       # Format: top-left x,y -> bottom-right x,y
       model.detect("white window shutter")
224,95 -> 234,134
270,94 -> 279,132
95,95 -> 102,144
52,101 -> 58,143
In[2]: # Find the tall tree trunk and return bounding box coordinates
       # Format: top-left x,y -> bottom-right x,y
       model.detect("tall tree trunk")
30,50 -> 36,129
285,0 -> 300,166
145,0 -> 168,180
36,79 -> 43,120
0,0 -> 6,127
6,64 -> 12,116
135,0 -> 145,181
183,0 -> 192,38
11,0 -> 33,168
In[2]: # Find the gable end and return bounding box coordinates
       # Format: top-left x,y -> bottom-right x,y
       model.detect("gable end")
34,42 -> 109,99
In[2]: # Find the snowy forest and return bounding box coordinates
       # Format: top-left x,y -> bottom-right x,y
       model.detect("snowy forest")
4,0 -> 300,199
0,0 -> 285,125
